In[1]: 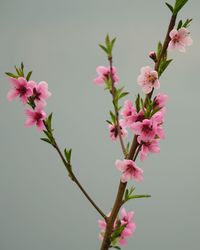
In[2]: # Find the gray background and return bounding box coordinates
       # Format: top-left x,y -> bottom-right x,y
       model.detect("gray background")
0,0 -> 199,249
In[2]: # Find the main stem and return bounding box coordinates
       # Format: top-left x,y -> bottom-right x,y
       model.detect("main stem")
100,13 -> 177,250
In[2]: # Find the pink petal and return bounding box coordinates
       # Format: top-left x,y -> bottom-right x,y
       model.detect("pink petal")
25,118 -> 35,127
7,89 -> 18,101
115,160 -> 126,172
96,66 -> 108,75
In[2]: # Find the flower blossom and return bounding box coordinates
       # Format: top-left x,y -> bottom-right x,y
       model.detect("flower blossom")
94,66 -> 119,85
121,100 -> 145,127
131,118 -> 157,141
7,77 -> 33,104
119,208 -> 136,246
137,66 -> 160,94
154,93 -> 168,109
115,159 -> 143,183
29,80 -> 51,105
137,137 -> 160,162
109,120 -> 128,141
98,208 -> 136,246
25,104 -> 46,131
168,27 -> 193,52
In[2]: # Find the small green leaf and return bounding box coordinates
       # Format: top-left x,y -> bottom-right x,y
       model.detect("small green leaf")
125,189 -> 129,200
110,111 -> 116,123
182,18 -> 192,28
135,94 -> 140,112
118,92 -> 129,100
106,120 -> 113,125
110,37 -> 116,51
5,72 -> 18,79
15,66 -> 21,76
40,138 -> 52,144
158,59 -> 173,77
157,41 -> 163,58
110,224 -> 126,241
128,194 -> 151,200
112,246 -> 121,250
177,20 -> 183,30
99,44 -> 108,54
165,2 -> 174,13
173,0 -> 188,15
64,148 -> 72,163
26,71 -> 32,81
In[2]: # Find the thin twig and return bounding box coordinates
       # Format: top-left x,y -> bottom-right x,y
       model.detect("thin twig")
52,140 -> 107,221
108,56 -> 127,157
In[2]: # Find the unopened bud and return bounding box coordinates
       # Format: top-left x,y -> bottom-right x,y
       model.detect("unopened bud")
149,51 -> 157,62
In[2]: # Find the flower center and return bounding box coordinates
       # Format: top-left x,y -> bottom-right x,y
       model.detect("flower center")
33,88 -> 41,100
147,74 -> 157,84
17,85 -> 27,96
34,112 -> 43,121
142,124 -> 153,134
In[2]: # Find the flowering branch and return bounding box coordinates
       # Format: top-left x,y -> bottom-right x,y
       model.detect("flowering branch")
98,0 -> 192,249
5,0 -> 193,249
42,115 -> 108,220
5,64 -> 107,221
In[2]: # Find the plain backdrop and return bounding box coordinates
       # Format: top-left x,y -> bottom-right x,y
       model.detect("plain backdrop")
0,0 -> 199,249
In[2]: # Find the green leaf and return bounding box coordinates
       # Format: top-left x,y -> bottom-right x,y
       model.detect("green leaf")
173,0 -> 188,15
157,41 -> 163,58
135,94 -> 140,112
165,2 -> 174,13
110,224 -> 126,241
158,59 -> 173,77
118,92 -> 129,100
99,44 -> 108,54
21,62 -> 24,71
128,194 -> 151,200
182,18 -> 192,28
111,246 -> 121,250
43,130 -> 52,140
110,111 -> 116,123
26,71 -> 32,81
125,142 -> 130,155
177,20 -> 183,30
5,72 -> 18,79
105,34 -> 110,48
125,189 -> 129,200
40,138 -> 52,145
110,37 -> 116,51
106,120 -> 113,125
15,66 -> 21,76
64,148 -> 72,163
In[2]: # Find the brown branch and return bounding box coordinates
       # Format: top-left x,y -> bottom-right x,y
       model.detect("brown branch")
100,12 -> 177,250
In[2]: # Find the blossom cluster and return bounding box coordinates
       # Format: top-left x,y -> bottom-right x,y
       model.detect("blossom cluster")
98,208 -> 136,247
7,76 -> 51,131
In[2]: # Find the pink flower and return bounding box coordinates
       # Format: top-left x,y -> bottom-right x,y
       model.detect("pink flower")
168,27 -> 193,53
119,208 -> 136,246
25,104 -> 46,131
94,66 -> 119,85
121,100 -> 137,126
29,80 -> 51,105
7,77 -> 33,104
121,100 -> 145,128
98,208 -> 136,246
115,159 -> 143,183
137,66 -> 160,94
154,93 -> 168,109
138,137 -> 160,161
109,120 -> 128,141
131,118 -> 157,141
